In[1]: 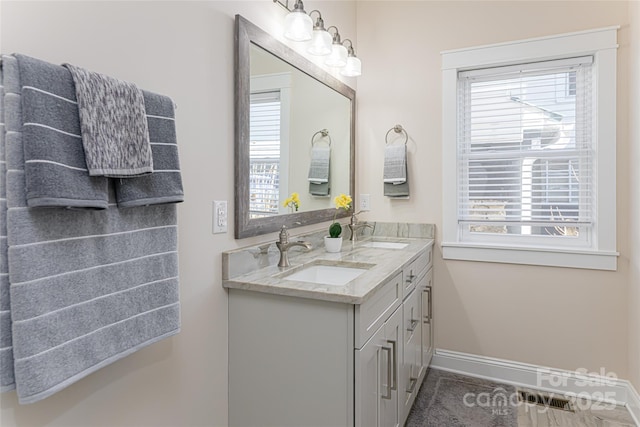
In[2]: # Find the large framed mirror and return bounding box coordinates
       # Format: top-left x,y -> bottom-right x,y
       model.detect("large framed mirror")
234,15 -> 355,239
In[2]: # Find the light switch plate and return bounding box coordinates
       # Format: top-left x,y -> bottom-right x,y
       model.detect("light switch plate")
213,200 -> 228,234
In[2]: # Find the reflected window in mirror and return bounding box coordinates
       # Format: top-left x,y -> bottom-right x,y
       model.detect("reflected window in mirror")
249,73 -> 291,219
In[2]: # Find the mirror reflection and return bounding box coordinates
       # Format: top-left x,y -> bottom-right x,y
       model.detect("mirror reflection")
249,44 -> 352,219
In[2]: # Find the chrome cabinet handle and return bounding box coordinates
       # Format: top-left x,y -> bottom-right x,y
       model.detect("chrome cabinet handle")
428,286 -> 432,320
387,340 -> 397,391
407,319 -> 419,332
405,272 -> 416,283
423,287 -> 432,320
406,377 -> 418,394
381,346 -> 392,400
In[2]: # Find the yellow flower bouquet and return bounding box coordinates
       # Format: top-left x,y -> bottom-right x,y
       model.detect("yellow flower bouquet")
283,192 -> 300,212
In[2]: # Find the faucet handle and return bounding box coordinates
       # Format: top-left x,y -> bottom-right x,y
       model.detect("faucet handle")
279,225 -> 289,244
350,212 -> 358,225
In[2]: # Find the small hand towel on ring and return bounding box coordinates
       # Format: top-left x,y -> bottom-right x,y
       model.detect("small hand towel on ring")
383,144 -> 407,184
307,145 -> 330,184
63,63 -> 153,177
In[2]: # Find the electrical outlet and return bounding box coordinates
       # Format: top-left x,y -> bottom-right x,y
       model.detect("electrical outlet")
213,200 -> 228,234
359,194 -> 370,212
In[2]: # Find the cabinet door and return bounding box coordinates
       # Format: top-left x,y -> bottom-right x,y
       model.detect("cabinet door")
421,268 -> 434,373
356,325 -> 384,427
355,307 -> 402,427
381,307 -> 401,427
400,288 -> 422,424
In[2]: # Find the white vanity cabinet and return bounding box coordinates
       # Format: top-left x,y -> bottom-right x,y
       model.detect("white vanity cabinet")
227,242 -> 434,427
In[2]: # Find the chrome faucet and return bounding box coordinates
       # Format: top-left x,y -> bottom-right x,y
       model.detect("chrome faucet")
276,225 -> 312,268
348,212 -> 374,242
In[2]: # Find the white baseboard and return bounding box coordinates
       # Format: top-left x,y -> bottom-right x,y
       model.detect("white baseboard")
431,348 -> 640,426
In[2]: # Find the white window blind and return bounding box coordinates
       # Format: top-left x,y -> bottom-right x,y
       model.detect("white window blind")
249,91 -> 281,218
457,56 -> 594,244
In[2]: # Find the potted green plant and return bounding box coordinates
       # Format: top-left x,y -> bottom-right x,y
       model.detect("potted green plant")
325,193 -> 352,253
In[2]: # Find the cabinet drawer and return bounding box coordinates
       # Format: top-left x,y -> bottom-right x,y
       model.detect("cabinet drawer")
354,272 -> 402,349
403,247 -> 431,297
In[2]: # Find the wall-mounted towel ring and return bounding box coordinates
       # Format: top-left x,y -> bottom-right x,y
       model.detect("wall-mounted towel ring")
385,124 -> 408,145
311,129 -> 332,147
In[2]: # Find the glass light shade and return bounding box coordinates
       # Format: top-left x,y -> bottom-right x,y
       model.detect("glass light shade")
325,44 -> 348,67
284,11 -> 312,41
341,55 -> 362,77
307,29 -> 332,56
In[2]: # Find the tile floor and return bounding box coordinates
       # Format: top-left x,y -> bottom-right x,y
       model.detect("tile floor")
406,368 -> 637,427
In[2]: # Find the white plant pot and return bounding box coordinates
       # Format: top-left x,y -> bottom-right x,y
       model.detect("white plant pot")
324,236 -> 343,253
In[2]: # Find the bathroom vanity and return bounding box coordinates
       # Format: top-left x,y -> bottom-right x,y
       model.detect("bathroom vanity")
223,225 -> 434,427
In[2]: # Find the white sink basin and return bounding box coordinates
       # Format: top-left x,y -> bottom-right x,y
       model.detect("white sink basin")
361,241 -> 408,249
283,264 -> 370,286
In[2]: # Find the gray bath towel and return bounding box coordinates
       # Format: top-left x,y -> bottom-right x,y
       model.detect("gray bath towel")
384,180 -> 410,198
309,182 -> 330,197
0,57 -> 15,392
15,54 -> 108,209
115,91 -> 184,208
383,144 -> 407,184
2,54 -> 180,404
63,63 -> 153,177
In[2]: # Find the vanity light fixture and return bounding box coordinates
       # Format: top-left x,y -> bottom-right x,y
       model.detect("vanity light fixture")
282,0 -> 312,41
307,10 -> 332,56
325,26 -> 348,67
340,39 -> 361,77
273,0 -> 362,77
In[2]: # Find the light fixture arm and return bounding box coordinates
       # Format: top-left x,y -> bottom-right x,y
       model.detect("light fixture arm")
272,0 -> 292,12
273,0 -> 307,13
309,10 -> 326,30
342,38 -> 356,55
327,26 -> 342,43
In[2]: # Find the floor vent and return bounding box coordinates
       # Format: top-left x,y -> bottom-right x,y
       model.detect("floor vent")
518,390 -> 575,412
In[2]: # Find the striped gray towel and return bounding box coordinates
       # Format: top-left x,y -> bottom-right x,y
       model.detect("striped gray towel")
0,57 -> 15,393
16,54 -> 109,209
115,90 -> 184,208
63,63 -> 153,178
1,54 -> 180,404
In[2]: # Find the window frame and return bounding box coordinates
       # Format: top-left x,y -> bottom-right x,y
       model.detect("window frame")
441,27 -> 619,270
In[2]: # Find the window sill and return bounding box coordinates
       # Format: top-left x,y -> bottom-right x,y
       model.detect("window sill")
441,242 -> 618,271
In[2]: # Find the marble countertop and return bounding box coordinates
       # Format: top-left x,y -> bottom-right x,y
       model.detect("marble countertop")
222,235 -> 434,304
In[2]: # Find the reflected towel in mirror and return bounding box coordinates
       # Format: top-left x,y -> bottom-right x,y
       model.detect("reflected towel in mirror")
308,145 -> 331,196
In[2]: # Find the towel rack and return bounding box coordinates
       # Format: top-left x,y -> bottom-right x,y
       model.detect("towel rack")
311,129 -> 332,147
385,124 -> 408,145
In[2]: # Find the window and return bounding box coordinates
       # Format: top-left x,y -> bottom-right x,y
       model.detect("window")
441,27 -> 619,270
